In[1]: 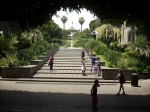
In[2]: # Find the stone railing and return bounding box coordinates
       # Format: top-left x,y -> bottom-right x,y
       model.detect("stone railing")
102,68 -> 132,81
1,46 -> 59,78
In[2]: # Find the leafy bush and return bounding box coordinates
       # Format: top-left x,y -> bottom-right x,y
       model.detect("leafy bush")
93,42 -> 108,55
85,40 -> 99,49
4,51 -> 19,67
117,54 -> 128,69
104,50 -> 122,68
0,58 -> 7,67
74,39 -> 89,47
144,66 -> 150,73
18,40 -> 52,66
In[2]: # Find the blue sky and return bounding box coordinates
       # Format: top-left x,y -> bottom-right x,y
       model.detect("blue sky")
52,8 -> 97,31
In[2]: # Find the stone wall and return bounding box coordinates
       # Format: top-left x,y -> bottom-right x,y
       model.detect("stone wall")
102,69 -> 132,81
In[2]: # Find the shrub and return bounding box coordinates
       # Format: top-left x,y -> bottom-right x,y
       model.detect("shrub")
93,42 -> 108,55
4,51 -> 19,67
85,40 -> 99,49
117,55 -> 128,69
74,39 -> 89,47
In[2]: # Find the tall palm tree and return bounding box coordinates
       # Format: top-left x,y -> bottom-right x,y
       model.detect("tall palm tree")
79,17 -> 85,32
61,16 -> 68,30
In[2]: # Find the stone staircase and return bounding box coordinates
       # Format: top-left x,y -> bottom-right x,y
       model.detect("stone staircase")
31,47 -> 128,84
34,48 -> 99,77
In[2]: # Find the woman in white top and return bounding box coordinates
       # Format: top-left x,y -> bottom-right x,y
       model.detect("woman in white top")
81,58 -> 86,76
96,57 -> 101,76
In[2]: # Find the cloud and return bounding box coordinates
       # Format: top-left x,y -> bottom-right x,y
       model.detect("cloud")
52,8 -> 96,31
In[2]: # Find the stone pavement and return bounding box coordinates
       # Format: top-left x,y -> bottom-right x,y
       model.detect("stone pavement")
0,79 -> 150,112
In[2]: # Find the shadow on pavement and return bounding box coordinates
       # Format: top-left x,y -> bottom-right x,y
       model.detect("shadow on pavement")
0,90 -> 150,112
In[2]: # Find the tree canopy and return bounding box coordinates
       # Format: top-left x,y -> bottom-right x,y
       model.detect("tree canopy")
0,0 -> 149,38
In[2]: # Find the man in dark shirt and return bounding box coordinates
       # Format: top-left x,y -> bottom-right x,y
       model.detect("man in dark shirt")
81,49 -> 85,59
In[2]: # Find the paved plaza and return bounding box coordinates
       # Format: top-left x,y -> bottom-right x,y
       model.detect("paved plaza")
0,47 -> 150,112
0,79 -> 150,112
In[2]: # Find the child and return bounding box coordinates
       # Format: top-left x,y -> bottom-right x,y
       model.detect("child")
81,58 -> 86,76
49,55 -> 54,71
91,79 -> 100,110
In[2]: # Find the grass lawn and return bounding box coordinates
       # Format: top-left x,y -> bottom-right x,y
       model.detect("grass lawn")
95,55 -> 109,67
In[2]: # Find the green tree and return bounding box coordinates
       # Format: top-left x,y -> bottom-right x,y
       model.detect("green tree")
61,16 -> 68,30
62,30 -> 70,39
89,18 -> 101,32
82,29 -> 92,38
1,0 -> 149,39
79,17 -> 85,32
38,21 -> 63,41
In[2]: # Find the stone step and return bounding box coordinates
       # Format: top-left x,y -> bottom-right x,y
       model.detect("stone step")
45,63 -> 105,66
43,65 -> 107,69
2,77 -> 130,84
54,57 -> 87,59
37,70 -> 98,75
53,60 -> 91,62
34,74 -> 102,78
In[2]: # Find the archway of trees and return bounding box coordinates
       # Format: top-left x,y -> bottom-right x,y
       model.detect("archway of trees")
0,0 -> 149,39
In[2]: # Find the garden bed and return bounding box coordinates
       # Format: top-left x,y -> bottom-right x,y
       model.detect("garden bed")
1,46 -> 59,78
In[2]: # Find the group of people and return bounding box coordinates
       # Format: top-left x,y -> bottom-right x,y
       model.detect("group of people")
81,49 -> 126,110
81,49 -> 101,76
49,48 -> 126,110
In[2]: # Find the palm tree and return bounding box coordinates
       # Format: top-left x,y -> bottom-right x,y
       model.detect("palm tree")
79,17 -> 85,32
127,35 -> 150,59
61,16 -> 68,30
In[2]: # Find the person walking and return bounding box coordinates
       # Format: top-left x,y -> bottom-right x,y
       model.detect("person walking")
81,49 -> 85,59
81,58 -> 86,76
49,55 -> 54,71
91,79 -> 100,110
90,54 -> 96,72
114,70 -> 126,96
